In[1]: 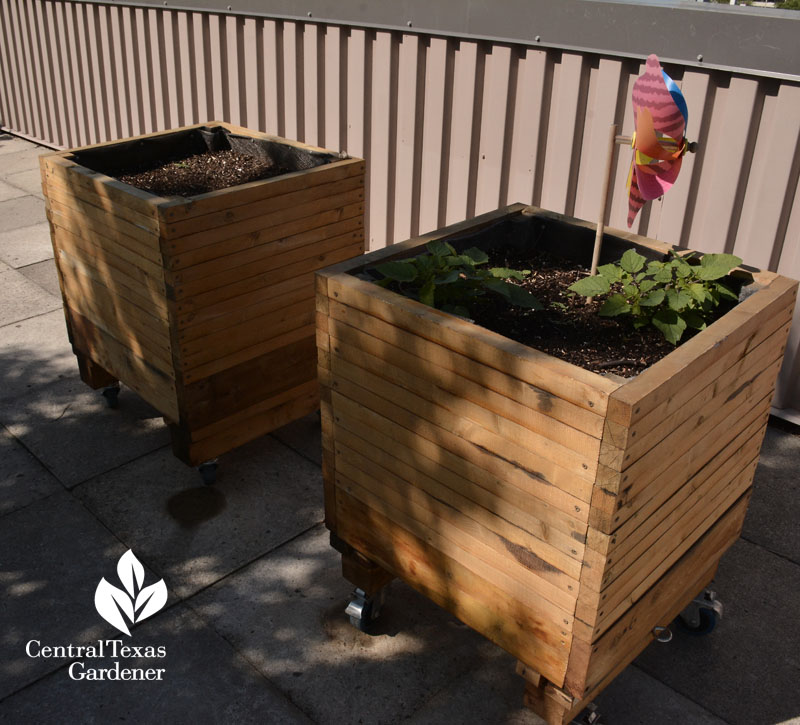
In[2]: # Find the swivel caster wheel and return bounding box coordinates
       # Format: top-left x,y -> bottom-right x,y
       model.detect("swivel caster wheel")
578,703 -> 606,725
198,460 -> 218,486
345,586 -> 386,633
101,385 -> 121,409
676,588 -> 722,636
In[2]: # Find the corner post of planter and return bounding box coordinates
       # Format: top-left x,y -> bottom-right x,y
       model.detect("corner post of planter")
316,269 -> 338,533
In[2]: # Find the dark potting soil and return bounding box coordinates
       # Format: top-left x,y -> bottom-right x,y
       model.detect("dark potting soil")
116,149 -> 293,196
470,248 -> 678,378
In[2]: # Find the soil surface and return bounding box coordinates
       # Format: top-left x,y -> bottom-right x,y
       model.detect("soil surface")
116,149 -> 292,196
471,248 -> 678,378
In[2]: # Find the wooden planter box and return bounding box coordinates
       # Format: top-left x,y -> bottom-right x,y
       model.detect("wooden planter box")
316,204 -> 797,723
40,122 -> 365,466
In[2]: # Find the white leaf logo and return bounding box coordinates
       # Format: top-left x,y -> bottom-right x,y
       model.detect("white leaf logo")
94,550 -> 167,636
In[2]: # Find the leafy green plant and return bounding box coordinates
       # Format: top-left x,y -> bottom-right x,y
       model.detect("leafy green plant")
373,240 -> 541,318
568,249 -> 742,344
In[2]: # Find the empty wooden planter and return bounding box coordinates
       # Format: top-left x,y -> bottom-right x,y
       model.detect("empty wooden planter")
316,204 -> 797,723
40,122 -> 365,467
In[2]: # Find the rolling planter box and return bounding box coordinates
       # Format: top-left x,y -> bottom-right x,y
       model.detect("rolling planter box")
316,204 -> 798,723
40,122 -> 365,470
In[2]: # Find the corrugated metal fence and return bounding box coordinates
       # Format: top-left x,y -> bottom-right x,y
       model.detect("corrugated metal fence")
1,0 -> 799,413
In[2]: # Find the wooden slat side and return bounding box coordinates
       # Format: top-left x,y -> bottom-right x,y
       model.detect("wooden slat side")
172,215 -> 364,285
609,356 -> 783,522
326,274 -> 617,414
66,308 -> 179,421
181,334 -> 317,428
165,187 -> 366,254
44,170 -> 161,234
54,242 -> 170,321
172,242 -> 364,308
172,381 -> 319,465
331,388 -> 589,533
48,200 -> 163,267
582,456 -> 759,637
178,299 -> 317,366
164,166 -> 365,238
606,275 -> 798,428
329,305 -> 605,440
51,222 -> 168,299
317,275 -> 338,533
182,319 -> 316,384
334,424 -> 584,595
174,229 -> 364,298
176,273 -> 313,330
336,489 -> 571,688
168,202 -> 364,271
610,314 -> 793,471
331,355 -> 595,503
335,455 -> 578,623
159,157 -> 365,222
579,492 -> 750,698
330,337 -> 598,485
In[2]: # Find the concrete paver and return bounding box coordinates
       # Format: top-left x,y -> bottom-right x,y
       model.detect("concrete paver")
0,223 -> 54,268
4,168 -> 45,198
0,179 -> 28,202
75,436 -> 324,598
1,605 -> 312,725
0,195 -> 47,232
0,134 -> 40,156
0,266 -> 61,326
0,425 -> 62,515
17,258 -> 61,298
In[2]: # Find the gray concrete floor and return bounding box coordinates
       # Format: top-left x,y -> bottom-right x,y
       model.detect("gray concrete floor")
1,131 -> 798,725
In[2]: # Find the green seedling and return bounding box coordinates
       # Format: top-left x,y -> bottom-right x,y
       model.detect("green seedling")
373,240 -> 541,318
568,249 -> 741,344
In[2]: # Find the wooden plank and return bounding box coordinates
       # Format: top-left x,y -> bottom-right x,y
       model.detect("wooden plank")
176,273 -> 313,331
54,222 -> 167,299
172,242 -> 364,308
580,493 -> 751,698
328,306 -> 605,442
584,459 -> 758,637
47,199 -> 164,267
181,334 -> 317,428
317,271 -> 338,534
159,157 -> 365,222
336,469 -> 576,636
331,389 -> 590,532
172,215 -> 363,285
170,379 -> 319,465
167,202 -> 364,271
183,321 -> 316,384
331,355 -> 595,502
582,415 -> 766,594
165,187 -> 366,254
59,270 -> 174,375
326,273 -> 618,415
164,167 -> 365,238
331,336 -> 599,484
174,229 -> 364,299
54,245 -> 169,327
335,428 -> 583,600
606,275 -> 798,428
44,167 -> 161,235
66,308 -> 179,421
336,489 -> 571,688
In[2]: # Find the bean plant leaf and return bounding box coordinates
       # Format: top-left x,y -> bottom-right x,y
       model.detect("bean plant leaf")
652,309 -> 688,345
434,269 -> 461,285
697,253 -> 742,281
666,288 -> 692,311
619,249 -> 646,274
568,275 -> 610,297
483,279 -> 542,309
597,263 -> 622,282
599,294 -> 630,317
426,240 -> 456,257
640,288 -> 666,306
683,310 -> 707,330
489,267 -> 527,280
376,260 -> 418,282
653,266 -> 673,283
419,279 -> 435,306
714,281 -> 739,301
463,247 -> 489,265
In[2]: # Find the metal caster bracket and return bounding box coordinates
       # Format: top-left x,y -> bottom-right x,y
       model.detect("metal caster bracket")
576,702 -> 606,725
101,385 -> 121,409
198,459 -> 219,485
345,586 -> 386,633
677,588 -> 723,635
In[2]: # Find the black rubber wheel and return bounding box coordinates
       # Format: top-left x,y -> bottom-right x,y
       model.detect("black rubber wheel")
101,386 -> 120,409
198,462 -> 218,486
676,608 -> 717,636
348,598 -> 376,633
